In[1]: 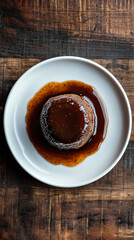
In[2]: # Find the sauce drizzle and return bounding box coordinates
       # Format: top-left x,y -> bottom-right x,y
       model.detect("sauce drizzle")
25,80 -> 108,167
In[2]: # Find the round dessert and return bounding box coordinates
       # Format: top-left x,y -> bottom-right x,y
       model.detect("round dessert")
40,94 -> 95,150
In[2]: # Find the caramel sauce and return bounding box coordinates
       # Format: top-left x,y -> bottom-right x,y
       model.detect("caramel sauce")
25,81 -> 108,167
46,95 -> 89,144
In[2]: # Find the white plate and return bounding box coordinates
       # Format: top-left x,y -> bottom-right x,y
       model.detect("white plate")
4,56 -> 132,187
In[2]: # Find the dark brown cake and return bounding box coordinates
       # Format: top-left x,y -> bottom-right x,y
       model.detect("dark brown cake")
40,94 -> 95,150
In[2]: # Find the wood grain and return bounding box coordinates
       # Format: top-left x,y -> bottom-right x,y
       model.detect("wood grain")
0,0 -> 134,239
0,138 -> 134,239
0,0 -> 134,58
0,58 -> 134,239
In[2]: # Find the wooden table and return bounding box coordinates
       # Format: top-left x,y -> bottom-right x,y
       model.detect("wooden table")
0,1 -> 134,239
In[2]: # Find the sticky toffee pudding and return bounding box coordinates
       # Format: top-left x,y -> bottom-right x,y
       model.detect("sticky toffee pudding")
40,94 -> 95,150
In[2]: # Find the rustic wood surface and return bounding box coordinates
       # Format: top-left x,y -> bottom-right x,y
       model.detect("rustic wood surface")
0,0 -> 134,239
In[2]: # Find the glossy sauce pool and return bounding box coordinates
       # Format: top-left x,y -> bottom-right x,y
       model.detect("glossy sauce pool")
25,81 -> 108,167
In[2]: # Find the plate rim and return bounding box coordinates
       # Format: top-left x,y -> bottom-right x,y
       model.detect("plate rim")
3,56 -> 132,187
